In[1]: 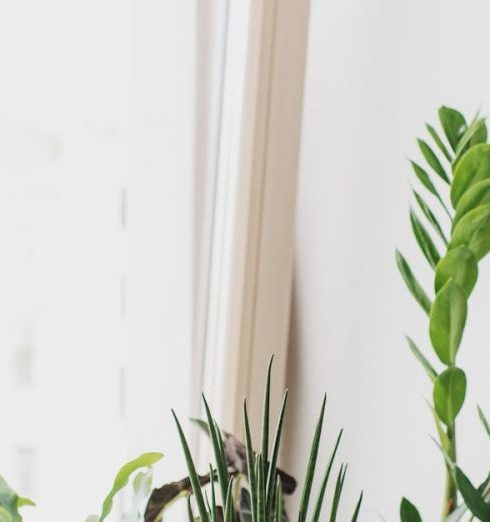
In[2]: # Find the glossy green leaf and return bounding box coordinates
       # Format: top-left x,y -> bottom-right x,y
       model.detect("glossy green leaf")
439,106 -> 466,152
427,124 -> 452,162
477,405 -> 490,439
454,179 -> 490,225
450,203 -> 490,260
417,138 -> 450,183
410,209 -> 441,269
298,395 -> 327,522
400,497 -> 422,522
433,367 -> 466,425
435,247 -> 478,297
429,280 -> 467,365
451,144 -> 490,207
396,251 -> 432,315
96,452 -> 163,521
455,467 -> 490,521
413,190 -> 448,245
312,430 -> 343,522
405,336 -> 437,382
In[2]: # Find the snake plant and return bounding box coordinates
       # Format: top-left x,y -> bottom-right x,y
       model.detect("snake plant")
397,106 -> 490,521
162,358 -> 363,522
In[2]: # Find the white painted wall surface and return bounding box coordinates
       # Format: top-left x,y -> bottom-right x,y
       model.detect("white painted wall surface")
285,1 -> 490,520
0,1 -> 194,520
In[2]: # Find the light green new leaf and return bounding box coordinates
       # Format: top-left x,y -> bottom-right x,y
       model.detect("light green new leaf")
435,247 -> 478,297
405,336 -> 437,382
433,367 -> 466,426
454,467 -> 490,521
451,143 -> 490,207
96,452 -> 163,522
396,250 -> 432,315
450,203 -> 490,261
417,139 -> 450,184
15,498 -> 35,509
439,106 -> 466,152
426,124 -> 452,162
429,280 -> 467,365
410,209 -> 441,269
400,497 -> 422,522
477,405 -> 490,439
454,179 -> 490,225
413,190 -> 448,245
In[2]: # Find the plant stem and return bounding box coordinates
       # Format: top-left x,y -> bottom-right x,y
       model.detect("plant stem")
442,423 -> 457,519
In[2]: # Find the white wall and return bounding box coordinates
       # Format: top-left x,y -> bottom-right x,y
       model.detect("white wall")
285,1 -> 490,520
0,1 -> 195,520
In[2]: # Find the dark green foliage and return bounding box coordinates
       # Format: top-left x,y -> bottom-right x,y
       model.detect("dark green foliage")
165,360 -> 362,522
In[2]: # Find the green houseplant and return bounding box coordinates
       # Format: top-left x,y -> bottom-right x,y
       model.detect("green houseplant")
4,105 -> 490,522
0,360 -> 362,522
145,358 -> 363,521
397,106 -> 490,521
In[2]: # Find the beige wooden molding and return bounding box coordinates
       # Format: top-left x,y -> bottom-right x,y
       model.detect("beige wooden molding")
197,0 -> 310,448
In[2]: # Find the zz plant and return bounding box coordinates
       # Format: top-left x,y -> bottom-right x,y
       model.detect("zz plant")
397,106 -> 490,521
